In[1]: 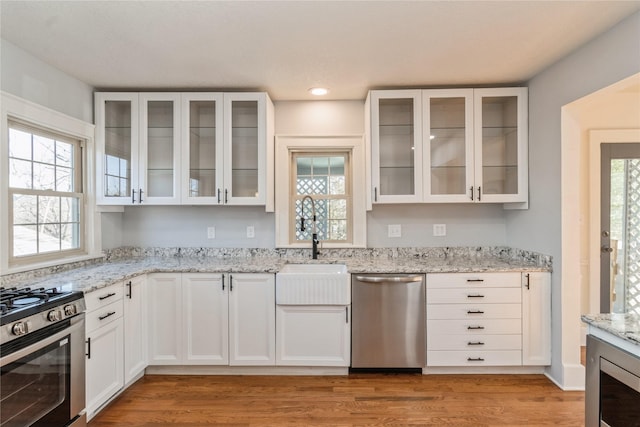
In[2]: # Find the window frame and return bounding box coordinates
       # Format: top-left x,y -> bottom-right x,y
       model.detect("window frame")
289,151 -> 353,245
1,92 -> 100,274
275,135 -> 367,249
8,120 -> 86,265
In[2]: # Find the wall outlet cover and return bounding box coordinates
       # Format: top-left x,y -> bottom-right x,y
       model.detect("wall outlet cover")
433,224 -> 446,237
207,226 -> 216,239
247,226 -> 255,238
388,224 -> 402,238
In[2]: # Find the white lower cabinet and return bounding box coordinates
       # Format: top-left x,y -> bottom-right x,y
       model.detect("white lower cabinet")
522,272 -> 551,366
147,272 -> 275,366
85,283 -> 124,420
276,305 -> 351,367
426,272 -> 550,367
123,275 -> 148,383
229,273 -> 276,365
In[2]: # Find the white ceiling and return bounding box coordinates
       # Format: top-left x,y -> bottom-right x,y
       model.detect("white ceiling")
2,1 -> 639,100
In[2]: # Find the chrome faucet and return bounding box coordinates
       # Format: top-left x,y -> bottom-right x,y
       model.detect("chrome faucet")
300,195 -> 320,259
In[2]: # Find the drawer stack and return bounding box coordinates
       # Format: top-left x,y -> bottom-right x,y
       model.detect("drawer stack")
427,272 -> 522,366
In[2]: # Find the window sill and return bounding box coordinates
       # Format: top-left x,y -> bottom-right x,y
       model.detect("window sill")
3,252 -> 105,276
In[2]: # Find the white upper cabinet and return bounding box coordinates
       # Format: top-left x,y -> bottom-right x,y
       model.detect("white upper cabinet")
423,89 -> 474,202
473,88 -> 528,204
223,93 -> 272,206
139,93 -> 182,204
181,93 -> 224,205
368,87 -> 528,205
95,93 -> 140,205
370,90 -> 423,204
96,92 -> 274,208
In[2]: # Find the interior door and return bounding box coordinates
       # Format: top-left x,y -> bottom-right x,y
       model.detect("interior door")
600,143 -> 640,313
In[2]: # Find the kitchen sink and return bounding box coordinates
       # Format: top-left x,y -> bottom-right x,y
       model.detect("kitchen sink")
276,263 -> 350,305
278,263 -> 348,275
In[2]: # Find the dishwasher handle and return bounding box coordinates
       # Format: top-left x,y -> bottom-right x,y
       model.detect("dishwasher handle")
354,275 -> 423,283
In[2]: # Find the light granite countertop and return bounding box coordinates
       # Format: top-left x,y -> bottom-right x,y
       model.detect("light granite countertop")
582,313 -> 640,347
1,250 -> 550,295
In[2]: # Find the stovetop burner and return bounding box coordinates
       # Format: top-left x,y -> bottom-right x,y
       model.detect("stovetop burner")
0,286 -> 84,326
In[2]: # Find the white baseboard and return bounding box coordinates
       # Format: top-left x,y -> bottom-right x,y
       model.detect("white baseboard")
145,365 -> 350,376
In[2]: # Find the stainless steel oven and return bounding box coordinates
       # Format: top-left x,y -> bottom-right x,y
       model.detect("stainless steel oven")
1,287 -> 86,427
586,334 -> 640,427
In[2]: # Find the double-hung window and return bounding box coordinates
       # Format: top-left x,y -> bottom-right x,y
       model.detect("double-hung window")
8,120 -> 84,264
291,152 -> 352,244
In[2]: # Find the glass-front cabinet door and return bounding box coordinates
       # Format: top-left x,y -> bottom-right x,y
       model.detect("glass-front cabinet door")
95,93 -> 140,205
423,89 -> 474,202
139,93 -> 181,204
181,93 -> 224,204
473,87 -> 528,203
370,90 -> 423,203
223,93 -> 267,205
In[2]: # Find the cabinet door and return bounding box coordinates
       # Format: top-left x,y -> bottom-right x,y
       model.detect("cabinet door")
522,272 -> 551,366
147,274 -> 182,365
276,305 -> 350,367
86,318 -> 124,420
181,93 -> 225,204
223,93 -> 268,205
95,93 -> 140,205
370,90 -> 423,203
182,273 -> 229,364
139,93 -> 182,204
423,89 -> 475,202
473,88 -> 528,203
123,275 -> 147,384
228,273 -> 275,365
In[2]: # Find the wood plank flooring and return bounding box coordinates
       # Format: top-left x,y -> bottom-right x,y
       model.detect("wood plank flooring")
88,373 -> 584,426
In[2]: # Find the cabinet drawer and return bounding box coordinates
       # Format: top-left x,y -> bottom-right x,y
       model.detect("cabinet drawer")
427,287 -> 521,304
427,303 -> 521,320
428,334 -> 522,351
427,350 -> 522,366
427,273 -> 521,289
85,284 -> 124,312
86,300 -> 124,333
428,319 -> 522,335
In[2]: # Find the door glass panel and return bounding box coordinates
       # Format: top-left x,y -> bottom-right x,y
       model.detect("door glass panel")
188,101 -> 217,198
146,101 -> 174,198
609,157 -> 640,315
104,101 -> 131,198
429,97 -> 466,195
378,98 -> 415,196
231,100 -> 258,198
481,96 -> 518,195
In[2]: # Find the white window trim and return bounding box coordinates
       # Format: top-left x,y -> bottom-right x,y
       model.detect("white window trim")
275,135 -> 366,248
1,92 -> 100,274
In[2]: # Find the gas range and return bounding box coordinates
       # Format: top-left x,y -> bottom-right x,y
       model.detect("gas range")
0,286 -> 86,345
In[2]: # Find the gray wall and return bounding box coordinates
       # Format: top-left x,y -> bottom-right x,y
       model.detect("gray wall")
1,39 -> 94,122
506,11 -> 640,384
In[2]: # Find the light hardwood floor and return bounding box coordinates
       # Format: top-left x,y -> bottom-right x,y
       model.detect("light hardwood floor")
88,373 -> 584,426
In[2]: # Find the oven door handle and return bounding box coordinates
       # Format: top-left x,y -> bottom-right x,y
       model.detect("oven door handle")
0,315 -> 85,367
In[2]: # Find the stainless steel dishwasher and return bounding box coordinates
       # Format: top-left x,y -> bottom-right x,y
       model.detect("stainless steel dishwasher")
351,273 -> 426,368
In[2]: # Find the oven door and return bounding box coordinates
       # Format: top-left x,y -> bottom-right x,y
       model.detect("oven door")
1,315 -> 85,427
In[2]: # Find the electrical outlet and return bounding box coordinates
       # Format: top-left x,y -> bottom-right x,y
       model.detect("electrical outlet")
207,226 -> 216,239
246,226 -> 255,238
433,224 -> 446,237
388,224 -> 402,238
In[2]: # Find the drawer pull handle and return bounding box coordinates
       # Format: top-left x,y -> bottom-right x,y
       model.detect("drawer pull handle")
466,279 -> 484,283
467,341 -> 485,346
99,311 -> 116,321
467,294 -> 485,298
98,292 -> 116,301
467,325 -> 485,330
467,310 -> 484,314
467,357 -> 485,362
86,337 -> 91,359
